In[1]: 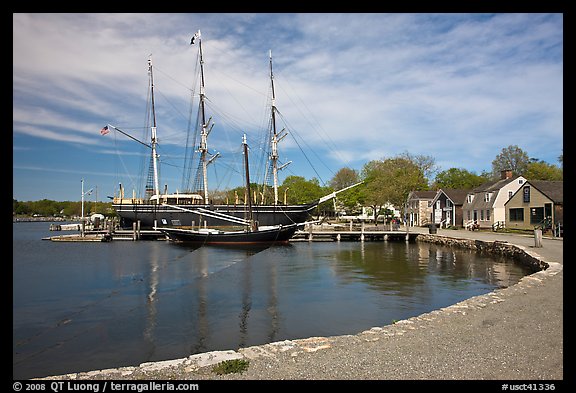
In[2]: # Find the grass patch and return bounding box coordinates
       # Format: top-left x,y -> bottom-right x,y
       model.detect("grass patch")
212,359 -> 250,375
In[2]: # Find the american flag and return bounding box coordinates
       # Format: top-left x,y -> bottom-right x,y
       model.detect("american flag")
100,126 -> 109,135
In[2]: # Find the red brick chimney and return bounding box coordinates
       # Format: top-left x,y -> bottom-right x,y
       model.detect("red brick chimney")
500,170 -> 513,179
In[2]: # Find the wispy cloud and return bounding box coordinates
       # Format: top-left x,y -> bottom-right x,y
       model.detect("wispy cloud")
13,13 -> 563,201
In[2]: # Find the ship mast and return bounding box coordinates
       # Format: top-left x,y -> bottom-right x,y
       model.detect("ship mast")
148,57 -> 160,200
195,30 -> 218,203
243,134 -> 257,231
268,50 -> 290,205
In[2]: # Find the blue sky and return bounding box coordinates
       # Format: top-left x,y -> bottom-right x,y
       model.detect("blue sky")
13,13 -> 563,202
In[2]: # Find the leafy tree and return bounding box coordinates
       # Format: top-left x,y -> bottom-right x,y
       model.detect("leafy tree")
362,157 -> 428,224
523,160 -> 563,181
218,184 -> 266,205
399,151 -> 439,181
432,168 -> 490,189
281,176 -> 327,205
329,167 -> 360,189
12,199 -> 115,218
491,145 -> 530,178
329,167 -> 364,213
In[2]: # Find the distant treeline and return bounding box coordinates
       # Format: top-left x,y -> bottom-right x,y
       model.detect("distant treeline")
13,199 -> 116,218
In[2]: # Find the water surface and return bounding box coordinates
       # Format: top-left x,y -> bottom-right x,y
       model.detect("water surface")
13,222 -> 533,379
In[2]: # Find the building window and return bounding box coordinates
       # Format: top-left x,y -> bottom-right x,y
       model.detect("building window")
480,210 -> 484,220
484,193 -> 491,202
467,194 -> 473,203
486,209 -> 491,221
523,186 -> 530,203
467,210 -> 470,220
510,208 -> 524,221
508,191 -> 513,199
530,207 -> 544,225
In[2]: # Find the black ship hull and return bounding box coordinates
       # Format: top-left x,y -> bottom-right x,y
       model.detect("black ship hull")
113,202 -> 318,229
156,224 -> 299,244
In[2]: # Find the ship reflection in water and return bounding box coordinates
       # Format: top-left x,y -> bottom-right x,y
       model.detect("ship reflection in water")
12,222 -> 534,379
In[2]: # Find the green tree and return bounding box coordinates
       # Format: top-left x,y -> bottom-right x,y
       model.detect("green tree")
399,151 -> 439,181
362,157 -> 428,224
329,167 -> 363,213
523,161 -> 563,181
433,168 -> 490,189
329,167 -> 359,189
12,199 -> 115,218
491,145 -> 530,178
281,176 -> 326,205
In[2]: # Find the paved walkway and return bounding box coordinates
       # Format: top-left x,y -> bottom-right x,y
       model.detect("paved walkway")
41,229 -> 563,382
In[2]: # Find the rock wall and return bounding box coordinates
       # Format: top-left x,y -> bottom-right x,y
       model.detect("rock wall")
416,234 -> 548,272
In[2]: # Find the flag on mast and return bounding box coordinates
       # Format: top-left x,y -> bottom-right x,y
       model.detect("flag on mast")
100,125 -> 109,135
190,30 -> 201,45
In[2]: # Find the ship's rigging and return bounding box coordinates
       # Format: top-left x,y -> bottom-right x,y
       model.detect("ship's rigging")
158,31 -> 295,206
106,30 -> 361,230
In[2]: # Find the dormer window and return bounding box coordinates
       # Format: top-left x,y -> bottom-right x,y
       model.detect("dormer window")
467,194 -> 473,203
484,192 -> 492,202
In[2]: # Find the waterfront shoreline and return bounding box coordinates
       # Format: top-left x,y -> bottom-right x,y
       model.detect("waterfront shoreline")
37,228 -> 563,381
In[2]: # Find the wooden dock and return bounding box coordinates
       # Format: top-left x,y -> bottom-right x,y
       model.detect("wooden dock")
43,233 -> 112,242
43,220 -> 423,243
111,229 -> 166,241
292,229 -> 419,242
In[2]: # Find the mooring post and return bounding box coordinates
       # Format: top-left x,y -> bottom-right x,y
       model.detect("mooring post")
405,218 -> 410,242
534,228 -> 543,248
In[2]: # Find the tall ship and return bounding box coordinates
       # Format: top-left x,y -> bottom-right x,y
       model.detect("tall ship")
109,30 -> 358,230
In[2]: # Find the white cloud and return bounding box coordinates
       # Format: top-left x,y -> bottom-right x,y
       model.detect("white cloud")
13,13 -> 563,200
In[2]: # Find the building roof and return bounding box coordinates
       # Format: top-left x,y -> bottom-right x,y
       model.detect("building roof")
441,189 -> 469,205
472,174 -> 524,192
527,180 -> 563,204
432,189 -> 469,205
408,190 -> 437,200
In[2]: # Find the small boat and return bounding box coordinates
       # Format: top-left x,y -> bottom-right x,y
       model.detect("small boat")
156,135 -> 304,245
155,223 -> 301,245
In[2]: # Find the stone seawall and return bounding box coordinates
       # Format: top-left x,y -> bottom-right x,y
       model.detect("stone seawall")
416,233 -> 549,272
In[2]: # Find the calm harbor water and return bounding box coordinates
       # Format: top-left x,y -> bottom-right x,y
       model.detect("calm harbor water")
13,221 -> 534,379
